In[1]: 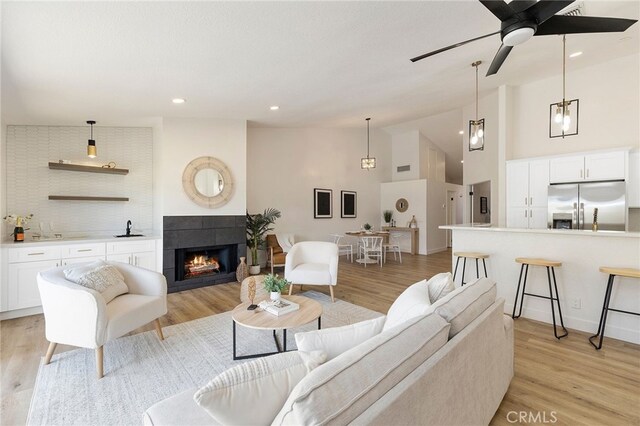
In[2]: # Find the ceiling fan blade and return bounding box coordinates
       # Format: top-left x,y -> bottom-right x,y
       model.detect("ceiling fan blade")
525,0 -> 575,24
410,31 -> 500,62
508,0 -> 539,14
486,44 -> 513,76
535,15 -> 638,36
479,0 -> 515,21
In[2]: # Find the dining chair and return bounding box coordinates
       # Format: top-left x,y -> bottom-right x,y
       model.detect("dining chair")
383,235 -> 403,264
359,236 -> 383,268
330,234 -> 354,263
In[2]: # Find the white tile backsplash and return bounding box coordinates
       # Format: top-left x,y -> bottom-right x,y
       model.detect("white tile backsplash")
5,125 -> 153,237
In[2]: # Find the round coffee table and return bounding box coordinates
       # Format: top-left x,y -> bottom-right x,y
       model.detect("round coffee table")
231,295 -> 323,360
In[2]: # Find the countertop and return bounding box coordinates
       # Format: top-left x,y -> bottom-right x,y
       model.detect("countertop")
1,234 -> 162,248
439,224 -> 640,238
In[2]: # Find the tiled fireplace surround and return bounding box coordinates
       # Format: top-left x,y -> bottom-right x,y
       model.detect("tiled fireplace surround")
163,215 -> 246,293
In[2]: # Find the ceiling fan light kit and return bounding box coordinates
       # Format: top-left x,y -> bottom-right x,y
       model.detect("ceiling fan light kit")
361,117 -> 376,170
469,61 -> 485,152
550,35 -> 579,138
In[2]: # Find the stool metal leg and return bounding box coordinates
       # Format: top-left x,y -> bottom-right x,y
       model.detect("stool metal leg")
551,267 -> 568,335
546,266 -> 568,339
475,258 -> 479,279
512,264 -> 526,319
462,258 -> 467,286
453,257 -> 460,283
482,259 -> 488,278
589,274 -> 615,350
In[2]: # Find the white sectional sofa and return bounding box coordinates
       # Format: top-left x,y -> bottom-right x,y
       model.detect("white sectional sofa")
144,277 -> 514,425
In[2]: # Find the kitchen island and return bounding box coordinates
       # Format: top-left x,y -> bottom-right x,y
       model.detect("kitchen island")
440,225 -> 640,344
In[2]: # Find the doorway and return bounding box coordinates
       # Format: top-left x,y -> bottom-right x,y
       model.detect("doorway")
469,180 -> 491,224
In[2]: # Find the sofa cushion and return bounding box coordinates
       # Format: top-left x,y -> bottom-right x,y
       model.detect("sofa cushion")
64,260 -> 128,303
295,315 -> 386,360
143,388 -> 214,426
433,277 -> 497,338
194,350 -> 326,426
383,279 -> 432,331
287,263 -> 332,285
272,312 -> 450,426
427,272 -> 455,303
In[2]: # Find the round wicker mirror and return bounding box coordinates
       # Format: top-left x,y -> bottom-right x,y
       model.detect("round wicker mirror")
182,156 -> 233,208
395,198 -> 409,213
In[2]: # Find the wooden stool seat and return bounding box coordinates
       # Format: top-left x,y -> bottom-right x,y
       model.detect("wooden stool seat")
598,267 -> 640,279
453,252 -> 489,259
516,257 -> 562,268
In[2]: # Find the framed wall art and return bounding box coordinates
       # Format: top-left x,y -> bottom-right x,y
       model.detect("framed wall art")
341,191 -> 357,218
314,188 -> 332,219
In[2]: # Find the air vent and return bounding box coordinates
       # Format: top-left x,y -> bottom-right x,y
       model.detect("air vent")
562,2 -> 584,17
397,165 -> 411,172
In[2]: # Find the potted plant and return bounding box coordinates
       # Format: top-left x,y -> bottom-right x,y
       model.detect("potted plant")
246,208 -> 281,274
363,223 -> 373,233
383,210 -> 393,226
263,273 -> 290,301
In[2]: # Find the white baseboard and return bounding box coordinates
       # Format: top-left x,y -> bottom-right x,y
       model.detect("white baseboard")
0,306 -> 43,321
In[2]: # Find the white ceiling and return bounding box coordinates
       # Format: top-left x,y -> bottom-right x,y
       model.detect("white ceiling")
2,1 -> 638,179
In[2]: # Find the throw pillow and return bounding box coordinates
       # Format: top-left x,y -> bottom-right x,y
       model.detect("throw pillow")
295,315 -> 386,360
194,350 -> 326,425
64,260 -> 128,303
383,279 -> 432,331
427,272 -> 455,304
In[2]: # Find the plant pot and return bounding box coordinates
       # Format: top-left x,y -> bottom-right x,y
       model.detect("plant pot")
270,291 -> 281,302
249,265 -> 261,275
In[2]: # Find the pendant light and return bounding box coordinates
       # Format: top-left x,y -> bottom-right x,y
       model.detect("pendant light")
87,120 -> 97,158
361,117 -> 376,170
469,61 -> 485,152
549,35 -> 579,138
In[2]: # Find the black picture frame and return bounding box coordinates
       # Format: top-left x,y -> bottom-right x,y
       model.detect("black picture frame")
314,188 -> 332,219
341,191 -> 357,218
480,196 -> 488,214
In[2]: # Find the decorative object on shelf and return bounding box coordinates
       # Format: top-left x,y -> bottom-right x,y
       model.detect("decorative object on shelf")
48,162 -> 129,175
3,213 -> 33,242
361,117 -> 376,170
363,223 -> 373,232
182,156 -> 234,208
383,210 -> 393,226
236,256 -> 249,283
550,35 -> 579,139
395,198 -> 409,213
101,161 -> 117,169
262,273 -> 290,302
408,215 -> 418,228
341,190 -> 357,218
592,208 -> 599,232
314,188 -> 332,219
246,208 -> 281,273
469,61 -> 485,152
86,120 -> 97,158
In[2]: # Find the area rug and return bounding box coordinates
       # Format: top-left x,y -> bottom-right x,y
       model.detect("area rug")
27,291 -> 382,425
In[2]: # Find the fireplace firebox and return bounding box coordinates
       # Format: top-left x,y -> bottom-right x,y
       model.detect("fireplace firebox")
175,244 -> 237,282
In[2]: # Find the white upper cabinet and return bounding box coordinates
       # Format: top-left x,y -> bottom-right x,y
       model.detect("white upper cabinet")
528,160 -> 550,208
506,159 -> 550,229
550,151 -> 626,183
506,162 -> 530,207
629,151 -> 640,208
549,156 -> 584,183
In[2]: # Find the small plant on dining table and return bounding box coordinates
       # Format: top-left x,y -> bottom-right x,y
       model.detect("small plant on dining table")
263,273 -> 291,294
363,223 -> 372,231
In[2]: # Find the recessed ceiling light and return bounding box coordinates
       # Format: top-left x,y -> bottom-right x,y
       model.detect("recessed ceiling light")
270,105 -> 280,111
172,98 -> 186,104
569,51 -> 583,58
460,160 -> 464,164
458,130 -> 464,135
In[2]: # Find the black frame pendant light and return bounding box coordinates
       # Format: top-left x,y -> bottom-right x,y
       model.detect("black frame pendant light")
469,61 -> 485,152
361,117 -> 376,170
549,35 -> 579,139
87,120 -> 97,158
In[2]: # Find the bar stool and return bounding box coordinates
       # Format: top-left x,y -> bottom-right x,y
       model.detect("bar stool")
512,257 -> 568,339
589,267 -> 640,350
453,252 -> 489,286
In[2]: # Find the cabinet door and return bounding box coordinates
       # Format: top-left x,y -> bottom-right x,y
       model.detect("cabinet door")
550,156 -> 584,183
8,260 -> 59,310
106,253 -> 132,265
628,151 -> 640,208
529,160 -> 550,208
507,162 -> 530,207
132,252 -> 156,271
584,151 -> 625,181
62,255 -> 106,266
528,207 -> 549,229
507,207 -> 529,229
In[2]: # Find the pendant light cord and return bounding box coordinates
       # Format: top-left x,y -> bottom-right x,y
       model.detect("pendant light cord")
475,63 -> 479,121
366,117 -> 371,157
562,34 -> 566,105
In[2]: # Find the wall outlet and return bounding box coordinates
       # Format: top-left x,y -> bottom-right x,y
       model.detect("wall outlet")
570,298 -> 582,309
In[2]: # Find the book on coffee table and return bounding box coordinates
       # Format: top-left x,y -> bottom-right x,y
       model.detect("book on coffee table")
258,299 -> 300,316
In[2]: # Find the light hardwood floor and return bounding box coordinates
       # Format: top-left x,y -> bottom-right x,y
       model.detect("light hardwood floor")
1,250 -> 638,425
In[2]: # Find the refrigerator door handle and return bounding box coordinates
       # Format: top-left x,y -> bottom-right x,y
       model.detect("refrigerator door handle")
572,202 -> 578,229
579,203 -> 585,230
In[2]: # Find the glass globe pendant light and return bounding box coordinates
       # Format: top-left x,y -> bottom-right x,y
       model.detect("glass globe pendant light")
87,120 -> 97,158
469,61 -> 485,152
549,35 -> 579,138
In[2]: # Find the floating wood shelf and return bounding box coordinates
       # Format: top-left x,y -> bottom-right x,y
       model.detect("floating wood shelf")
48,162 -> 129,175
48,195 -> 129,202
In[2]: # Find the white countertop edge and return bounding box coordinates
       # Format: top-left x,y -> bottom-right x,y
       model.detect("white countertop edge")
1,234 -> 162,248
439,225 -> 640,238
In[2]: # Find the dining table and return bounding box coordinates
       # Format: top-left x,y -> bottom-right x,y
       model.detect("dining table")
345,231 -> 389,264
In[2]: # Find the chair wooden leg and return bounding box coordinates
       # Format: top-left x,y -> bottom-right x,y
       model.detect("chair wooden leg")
154,318 -> 165,341
289,285 -> 293,295
329,286 -> 335,303
44,342 -> 57,365
96,346 -> 104,379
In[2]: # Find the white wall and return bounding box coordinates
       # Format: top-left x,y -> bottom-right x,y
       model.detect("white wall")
391,130 -> 420,181
381,180 -> 427,254
160,117 -> 247,217
510,53 -> 640,159
427,180 -> 463,253
247,127 -> 391,242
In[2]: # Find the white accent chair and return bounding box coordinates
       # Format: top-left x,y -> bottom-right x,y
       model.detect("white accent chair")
330,234 -> 353,262
383,235 -> 403,264
285,242 -> 339,302
37,261 -> 168,379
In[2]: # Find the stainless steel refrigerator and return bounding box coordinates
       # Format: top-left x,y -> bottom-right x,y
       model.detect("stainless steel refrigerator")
548,181 -> 626,231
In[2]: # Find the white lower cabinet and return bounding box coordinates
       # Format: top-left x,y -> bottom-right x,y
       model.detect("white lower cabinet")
61,255 -> 106,267
132,251 -> 156,271
106,240 -> 156,271
7,259 -> 59,310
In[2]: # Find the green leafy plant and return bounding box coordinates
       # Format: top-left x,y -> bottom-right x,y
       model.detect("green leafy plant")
263,274 -> 290,293
383,210 -> 393,223
246,208 -> 282,266
363,223 -> 372,231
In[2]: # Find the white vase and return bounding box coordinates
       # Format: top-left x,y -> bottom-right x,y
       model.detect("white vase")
270,291 -> 281,301
249,265 -> 261,275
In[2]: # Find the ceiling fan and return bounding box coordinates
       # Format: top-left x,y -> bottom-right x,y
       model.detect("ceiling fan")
410,0 -> 638,76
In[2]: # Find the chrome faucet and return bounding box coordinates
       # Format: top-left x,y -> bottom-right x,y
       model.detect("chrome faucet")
126,220 -> 132,236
